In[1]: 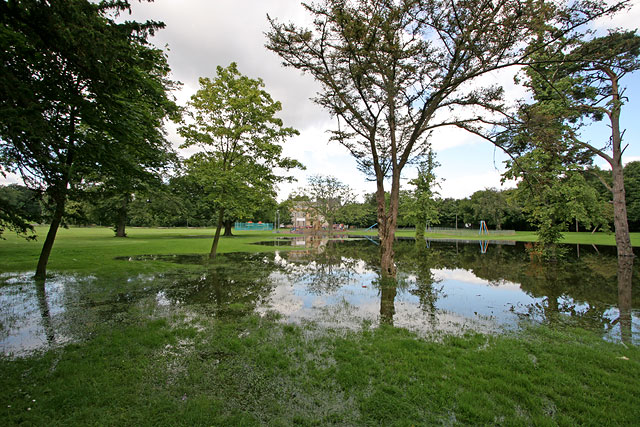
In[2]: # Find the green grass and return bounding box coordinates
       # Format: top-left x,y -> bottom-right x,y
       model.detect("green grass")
1,226 -> 638,425
1,225 -> 637,275
354,228 -> 640,246
1,314 -> 638,426
0,226 -> 297,274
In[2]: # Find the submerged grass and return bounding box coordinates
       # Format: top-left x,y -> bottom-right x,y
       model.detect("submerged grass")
1,313 -> 638,426
1,226 -> 638,425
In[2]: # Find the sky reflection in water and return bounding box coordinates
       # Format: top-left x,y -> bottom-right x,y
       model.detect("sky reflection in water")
1,237 -> 638,356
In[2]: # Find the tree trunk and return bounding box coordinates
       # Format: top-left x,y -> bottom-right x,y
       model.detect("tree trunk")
115,195 -> 128,237
415,217 -> 425,241
223,220 -> 233,237
608,73 -> 634,260
605,70 -> 633,258
377,172 -> 400,278
379,280 -> 397,325
611,162 -> 633,258
617,255 -> 633,345
209,208 -> 225,260
35,193 -> 66,280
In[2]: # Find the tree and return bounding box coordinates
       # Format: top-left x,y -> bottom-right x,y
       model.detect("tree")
624,161 -> 640,231
0,0 -> 177,278
299,174 -> 353,232
178,63 -> 303,259
505,149 -> 611,258
501,31 -> 639,259
0,184 -> 42,239
405,152 -> 440,240
468,188 -> 512,231
267,0 -> 621,277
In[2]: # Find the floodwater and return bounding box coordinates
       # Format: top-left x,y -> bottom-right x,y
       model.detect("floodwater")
1,237 -> 638,356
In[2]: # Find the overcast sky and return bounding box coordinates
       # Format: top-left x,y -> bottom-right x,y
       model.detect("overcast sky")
4,0 -> 639,201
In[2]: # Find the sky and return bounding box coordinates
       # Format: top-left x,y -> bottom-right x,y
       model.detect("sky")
3,0 -> 639,201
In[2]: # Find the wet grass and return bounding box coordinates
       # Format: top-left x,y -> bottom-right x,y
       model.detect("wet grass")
1,311 -> 638,426
1,226 -> 638,424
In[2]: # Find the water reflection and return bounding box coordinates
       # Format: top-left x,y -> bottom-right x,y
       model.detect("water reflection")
1,238 -> 638,356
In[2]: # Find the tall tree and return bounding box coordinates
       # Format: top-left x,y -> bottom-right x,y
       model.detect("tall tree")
0,0 -> 177,278
267,0 -> 623,276
178,63 -> 303,259
499,31 -> 639,259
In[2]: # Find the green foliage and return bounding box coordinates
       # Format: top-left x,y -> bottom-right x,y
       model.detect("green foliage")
298,174 -> 353,229
505,149 -> 611,259
403,152 -> 440,239
625,161 -> 640,230
0,0 -> 178,273
0,184 -> 42,239
178,63 -> 303,254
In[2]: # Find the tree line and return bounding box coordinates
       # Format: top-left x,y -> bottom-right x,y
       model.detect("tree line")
2,0 -> 638,279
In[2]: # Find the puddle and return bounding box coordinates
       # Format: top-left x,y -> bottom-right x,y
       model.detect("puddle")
1,239 -> 638,356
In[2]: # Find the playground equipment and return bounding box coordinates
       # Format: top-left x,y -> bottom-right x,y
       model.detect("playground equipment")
365,223 -> 378,231
235,222 -> 273,231
479,220 -> 489,236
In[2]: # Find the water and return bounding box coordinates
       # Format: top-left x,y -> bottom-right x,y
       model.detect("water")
1,237 -> 638,356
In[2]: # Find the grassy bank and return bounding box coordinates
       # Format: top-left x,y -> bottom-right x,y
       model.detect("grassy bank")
1,312 -> 638,425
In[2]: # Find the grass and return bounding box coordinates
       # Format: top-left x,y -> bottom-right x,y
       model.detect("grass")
1,313 -> 638,425
356,228 -> 640,246
1,225 -> 637,275
1,226 -> 638,425
0,226 -> 296,275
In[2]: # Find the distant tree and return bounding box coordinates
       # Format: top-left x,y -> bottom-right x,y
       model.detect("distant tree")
0,0 -> 177,278
267,0 -> 621,276
505,149 -> 611,258
0,184 -> 42,239
435,198 -> 463,229
299,175 -> 354,232
468,188 -> 512,231
336,198 -> 377,229
624,161 -> 640,231
404,152 -> 440,240
178,63 -> 303,259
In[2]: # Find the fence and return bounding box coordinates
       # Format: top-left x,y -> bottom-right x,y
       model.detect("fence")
425,226 -> 516,236
234,222 -> 273,231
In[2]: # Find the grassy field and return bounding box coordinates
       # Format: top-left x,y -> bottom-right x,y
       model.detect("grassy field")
0,226 -> 291,274
361,228 -> 640,246
1,225 -> 637,274
1,226 -> 639,425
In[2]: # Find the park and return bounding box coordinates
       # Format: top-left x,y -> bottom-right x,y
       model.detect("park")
1,0 -> 640,425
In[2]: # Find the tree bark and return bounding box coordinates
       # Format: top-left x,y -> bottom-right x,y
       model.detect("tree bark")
115,195 -> 128,237
379,280 -> 397,325
415,217 -> 425,241
377,172 -> 400,278
617,255 -> 633,345
35,193 -> 66,280
223,219 -> 233,237
608,72 -> 634,260
209,208 -> 225,260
